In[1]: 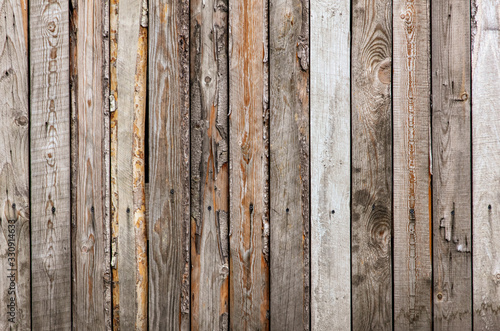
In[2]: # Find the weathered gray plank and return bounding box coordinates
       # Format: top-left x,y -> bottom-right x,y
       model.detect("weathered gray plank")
393,0 -> 432,329
29,0 -> 73,327
431,0 -> 472,329
29,0 -> 71,328
472,0 -> 500,328
189,0 -> 229,329
310,1 -> 350,329
0,0 -> 30,328
269,0 -> 309,329
351,0 -> 392,329
148,0 -> 190,329
70,0 -> 111,328
110,0 -> 148,328
228,0 -> 269,328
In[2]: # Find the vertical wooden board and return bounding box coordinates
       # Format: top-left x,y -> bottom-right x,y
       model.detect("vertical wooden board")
148,0 -> 190,329
0,0 -> 30,328
351,0 -> 392,329
393,0 -> 432,329
70,0 -> 111,328
310,1 -> 350,330
431,0 -> 472,329
189,0 -> 229,329
110,0 -> 148,329
228,0 -> 269,329
269,0 -> 309,329
472,0 -> 500,328
29,0 -> 71,328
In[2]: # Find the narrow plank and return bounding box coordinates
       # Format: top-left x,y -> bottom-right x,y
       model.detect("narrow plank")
148,0 -> 190,329
269,0 -> 309,328
189,0 -> 229,329
393,0 -> 432,328
110,0 -> 148,328
431,0 -> 472,329
228,0 -> 269,328
351,0 -> 392,329
29,0 -> 72,328
472,0 -> 500,328
0,0 -> 30,328
70,0 -> 111,328
310,0 -> 350,329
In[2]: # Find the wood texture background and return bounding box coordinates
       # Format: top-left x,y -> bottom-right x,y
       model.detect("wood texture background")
310,0 -> 350,330
2,0 -> 500,329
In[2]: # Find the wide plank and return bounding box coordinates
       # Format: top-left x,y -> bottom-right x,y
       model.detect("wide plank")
310,1 -> 350,330
472,0 -> 500,328
393,0 -> 432,328
70,0 -> 111,328
190,0 -> 229,329
29,0 -> 72,328
351,0 -> 392,329
0,0 -> 30,328
228,0 -> 269,328
431,0 -> 472,329
110,0 -> 148,328
148,0 -> 190,329
269,0 -> 309,329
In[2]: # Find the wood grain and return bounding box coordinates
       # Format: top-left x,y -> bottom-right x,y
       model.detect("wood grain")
393,0 -> 432,329
148,0 -> 190,329
472,0 -> 500,328
269,0 -> 309,329
310,1 -> 350,329
110,0 -> 147,328
351,0 -> 392,329
228,0 -> 269,329
30,0 -> 72,328
70,0 -> 111,328
431,0 -> 472,329
190,0 -> 229,329
0,0 -> 30,328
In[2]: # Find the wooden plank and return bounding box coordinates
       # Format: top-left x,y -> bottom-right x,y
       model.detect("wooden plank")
70,0 -> 111,328
310,1 -> 350,330
228,0 -> 269,328
110,0 -> 148,328
269,0 -> 309,329
29,0 -> 72,328
351,0 -> 392,329
0,0 -> 30,328
472,0 -> 500,328
148,0 -> 190,329
393,0 -> 432,329
189,0 -> 229,329
431,0 -> 472,329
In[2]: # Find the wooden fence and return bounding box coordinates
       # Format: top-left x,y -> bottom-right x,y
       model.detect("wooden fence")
0,0 -> 498,329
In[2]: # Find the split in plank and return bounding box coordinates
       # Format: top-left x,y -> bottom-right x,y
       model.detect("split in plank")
393,0 -> 432,328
